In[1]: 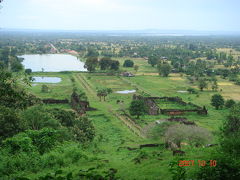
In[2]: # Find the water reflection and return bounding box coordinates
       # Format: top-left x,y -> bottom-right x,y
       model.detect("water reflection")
20,54 -> 87,72
32,76 -> 62,83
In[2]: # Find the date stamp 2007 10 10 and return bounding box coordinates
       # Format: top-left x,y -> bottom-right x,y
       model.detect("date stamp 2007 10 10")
178,160 -> 217,167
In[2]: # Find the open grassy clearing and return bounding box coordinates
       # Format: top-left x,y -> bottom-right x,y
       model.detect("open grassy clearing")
28,72 -> 74,99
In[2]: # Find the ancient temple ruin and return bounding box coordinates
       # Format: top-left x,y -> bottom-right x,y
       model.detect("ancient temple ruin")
132,95 -> 208,116
133,94 -> 160,115
71,91 -> 94,114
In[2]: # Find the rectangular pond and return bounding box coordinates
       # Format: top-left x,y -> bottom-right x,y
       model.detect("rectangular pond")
32,76 -> 62,83
20,54 -> 87,72
115,90 -> 136,94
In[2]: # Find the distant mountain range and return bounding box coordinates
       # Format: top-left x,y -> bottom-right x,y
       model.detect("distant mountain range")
0,28 -> 240,36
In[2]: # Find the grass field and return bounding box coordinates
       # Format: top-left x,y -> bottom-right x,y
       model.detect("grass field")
26,57 -> 240,179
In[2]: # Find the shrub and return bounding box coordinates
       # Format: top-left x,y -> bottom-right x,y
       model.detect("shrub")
70,116 -> 95,143
225,99 -> 236,109
187,87 -> 197,94
211,94 -> 224,110
123,59 -> 134,67
165,124 -> 212,148
21,105 -> 60,130
0,106 -> 22,141
223,103 -> 240,135
41,84 -> 50,93
2,133 -> 35,154
235,79 -> 240,85
47,108 -> 76,127
25,69 -> 32,75
26,128 -> 61,154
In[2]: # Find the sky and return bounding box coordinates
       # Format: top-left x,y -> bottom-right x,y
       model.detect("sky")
0,0 -> 240,31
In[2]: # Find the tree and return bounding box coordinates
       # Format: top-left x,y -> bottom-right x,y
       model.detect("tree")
223,103 -> 240,135
129,99 -> 147,119
134,65 -> 139,72
70,116 -> 95,143
110,60 -> 120,71
98,58 -> 119,71
0,106 -> 22,141
21,105 -> 60,130
24,128 -> 61,154
211,94 -> 224,110
165,124 -> 212,149
84,57 -> 98,72
25,68 -> 32,75
221,69 -> 230,79
148,56 -> 158,67
196,103 -> 240,180
11,59 -> 23,72
47,108 -> 76,127
85,48 -> 99,57
99,57 -> 111,70
96,88 -> 112,101
123,59 -> 134,67
157,62 -> 172,77
198,78 -> 208,91
225,99 -> 236,109
0,71 -> 36,109
211,80 -> 218,91
187,87 -> 197,94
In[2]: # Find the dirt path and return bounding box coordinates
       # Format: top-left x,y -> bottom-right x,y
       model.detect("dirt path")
50,43 -> 59,53
74,73 -> 146,138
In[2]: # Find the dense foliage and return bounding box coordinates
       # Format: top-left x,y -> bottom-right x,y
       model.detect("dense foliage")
129,99 -> 147,119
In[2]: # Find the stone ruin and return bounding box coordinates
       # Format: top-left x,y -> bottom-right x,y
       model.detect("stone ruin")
132,95 -> 208,116
71,91 -> 88,114
167,117 -> 196,125
42,98 -> 69,104
71,91 -> 96,114
133,94 -> 160,115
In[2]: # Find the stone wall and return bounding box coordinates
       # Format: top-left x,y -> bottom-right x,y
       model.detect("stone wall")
42,98 -> 69,104
132,95 -> 208,116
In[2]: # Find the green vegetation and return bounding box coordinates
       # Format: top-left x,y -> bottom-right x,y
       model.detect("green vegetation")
157,61 -> 172,77
211,94 -> 225,110
129,99 -> 147,119
123,59 -> 134,67
0,34 -> 240,179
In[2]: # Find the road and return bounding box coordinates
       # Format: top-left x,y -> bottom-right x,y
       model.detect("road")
50,43 -> 59,53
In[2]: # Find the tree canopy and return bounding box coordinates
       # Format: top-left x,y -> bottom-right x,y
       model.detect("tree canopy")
148,56 -> 158,67
84,57 -> 98,72
129,99 -> 147,119
123,59 -> 134,67
157,61 -> 172,77
211,94 -> 224,110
